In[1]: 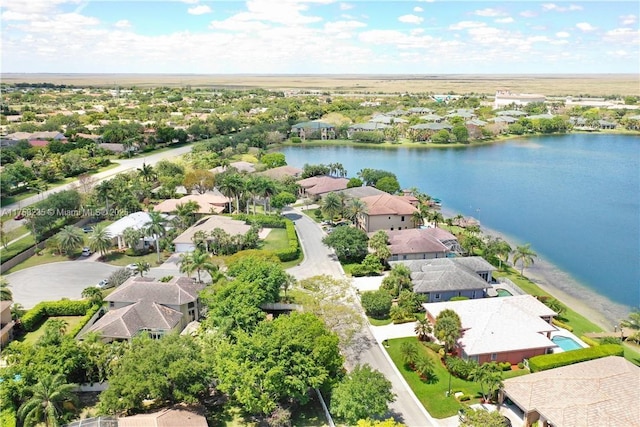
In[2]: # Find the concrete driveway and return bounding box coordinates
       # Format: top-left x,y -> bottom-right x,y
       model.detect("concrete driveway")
6,261 -> 120,308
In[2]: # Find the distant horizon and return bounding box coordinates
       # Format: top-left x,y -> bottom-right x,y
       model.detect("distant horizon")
2,72 -> 638,77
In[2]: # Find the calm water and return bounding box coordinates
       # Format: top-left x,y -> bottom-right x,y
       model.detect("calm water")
280,134 -> 640,309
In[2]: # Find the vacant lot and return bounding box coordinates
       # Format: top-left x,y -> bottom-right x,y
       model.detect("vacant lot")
3,73 -> 638,96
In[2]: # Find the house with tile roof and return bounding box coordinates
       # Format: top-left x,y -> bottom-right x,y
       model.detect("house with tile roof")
254,165 -> 302,181
79,276 -> 205,342
394,256 -> 495,303
172,215 -> 257,253
424,295 -> 557,364
297,175 -> 349,199
382,228 -> 461,262
153,193 -> 229,216
501,356 -> 640,427
357,192 -> 418,233
290,121 -> 336,140
118,406 -> 209,427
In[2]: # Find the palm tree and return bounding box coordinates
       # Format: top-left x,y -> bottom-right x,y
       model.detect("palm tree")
56,226 -> 84,256
412,210 -> 425,228
88,224 -> 112,260
218,173 -> 245,213
175,200 -> 200,228
0,277 -> 13,301
145,211 -> 167,264
122,227 -> 144,251
94,179 -> 114,213
191,230 -> 209,252
187,250 -> 218,283
81,286 -> 104,306
434,309 -> 462,354
400,342 -> 419,367
414,353 -> 435,380
512,243 -> 538,276
178,252 -> 195,279
321,192 -> 342,221
470,363 -> 503,402
134,261 -> 150,277
430,211 -> 444,228
621,309 -> 640,330
137,162 -> 156,182
345,198 -> 367,229
18,373 -> 78,427
414,318 -> 433,341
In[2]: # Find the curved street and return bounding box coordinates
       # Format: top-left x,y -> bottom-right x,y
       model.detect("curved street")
284,207 -> 435,427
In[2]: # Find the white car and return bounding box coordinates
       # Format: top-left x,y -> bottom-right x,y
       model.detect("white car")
126,263 -> 139,272
81,247 -> 92,257
96,279 -> 111,289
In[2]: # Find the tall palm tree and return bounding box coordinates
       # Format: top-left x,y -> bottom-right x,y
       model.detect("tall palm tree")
137,162 -> 156,183
470,363 -> 503,402
414,318 -> 433,341
134,261 -> 151,277
175,200 -> 200,228
94,179 -> 114,213
18,373 -> 78,427
56,226 -> 84,256
191,230 -> 209,252
145,211 -> 167,264
88,224 -> 112,260
178,252 -> 195,279
400,342 -> 419,367
430,211 -> 444,228
434,309 -> 462,354
345,198 -> 367,229
0,277 -> 13,301
411,210 -> 425,228
512,243 -> 538,276
187,250 -> 219,283
218,173 -> 245,213
321,192 -> 342,221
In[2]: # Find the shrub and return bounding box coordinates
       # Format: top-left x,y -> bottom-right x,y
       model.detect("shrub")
449,296 -> 469,301
552,318 -> 573,332
275,219 -> 300,262
422,342 -> 444,353
0,408 -> 16,427
159,275 -> 174,282
108,268 -> 132,288
517,362 -> 525,369
233,213 -> 286,229
580,336 -> 600,347
598,336 -> 621,345
21,300 -> 92,331
528,344 -> 624,372
69,304 -> 101,338
445,356 -> 478,380
459,395 -> 471,402
361,290 -> 393,319
390,305 -> 416,324
499,362 -> 512,371
291,137 -> 302,143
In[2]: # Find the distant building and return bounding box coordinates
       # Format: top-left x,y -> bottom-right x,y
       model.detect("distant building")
494,91 -> 546,109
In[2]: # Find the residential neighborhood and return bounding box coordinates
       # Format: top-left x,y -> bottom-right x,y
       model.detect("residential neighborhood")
0,80 -> 639,427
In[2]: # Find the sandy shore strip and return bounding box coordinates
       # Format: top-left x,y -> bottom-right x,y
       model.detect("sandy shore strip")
438,207 -> 631,331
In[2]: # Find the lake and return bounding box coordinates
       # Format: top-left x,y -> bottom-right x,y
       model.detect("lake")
279,134 -> 640,311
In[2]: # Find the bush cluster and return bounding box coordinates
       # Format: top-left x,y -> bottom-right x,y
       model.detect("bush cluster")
21,300 -> 92,331
498,362 -> 512,371
444,356 -> 478,380
361,290 -> 393,319
0,408 -> 16,427
579,335 -> 600,347
422,341 -> 444,353
528,344 -> 624,372
233,213 -> 286,229
552,318 -> 573,332
68,304 -> 102,338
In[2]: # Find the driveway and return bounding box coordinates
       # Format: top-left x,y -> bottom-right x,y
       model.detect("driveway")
6,261 -> 120,308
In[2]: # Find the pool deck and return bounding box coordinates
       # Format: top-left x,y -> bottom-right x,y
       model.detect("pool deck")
549,328 -> 589,353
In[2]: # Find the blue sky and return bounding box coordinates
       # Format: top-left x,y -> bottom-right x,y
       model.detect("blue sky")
1,1 -> 638,74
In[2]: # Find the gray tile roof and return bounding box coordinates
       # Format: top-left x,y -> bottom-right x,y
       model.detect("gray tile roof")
333,186 -> 387,199
106,276 -> 205,306
291,121 -> 334,130
393,257 -> 492,293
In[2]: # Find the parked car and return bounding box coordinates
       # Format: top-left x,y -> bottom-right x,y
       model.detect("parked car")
96,279 -> 111,289
13,213 -> 24,220
81,247 -> 92,257
82,226 -> 94,233
126,263 -> 139,272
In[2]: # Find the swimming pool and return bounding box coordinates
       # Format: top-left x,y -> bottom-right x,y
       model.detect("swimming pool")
496,288 -> 513,297
552,335 -> 583,351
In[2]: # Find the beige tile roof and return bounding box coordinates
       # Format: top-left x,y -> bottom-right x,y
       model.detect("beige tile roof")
424,295 -> 557,356
119,407 -> 209,427
360,193 -> 418,216
297,176 -> 349,195
503,356 -> 640,427
255,165 -> 302,180
172,215 -> 252,244
153,193 -> 228,214
385,228 -> 450,255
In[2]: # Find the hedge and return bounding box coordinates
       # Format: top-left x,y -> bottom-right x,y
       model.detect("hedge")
69,304 -> 102,338
275,220 -> 300,262
528,344 -> 624,372
233,213 -> 286,229
552,318 -> 573,332
579,335 -> 600,347
21,300 -> 92,332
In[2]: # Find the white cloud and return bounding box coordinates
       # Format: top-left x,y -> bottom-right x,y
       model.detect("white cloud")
339,3 -> 353,10
520,10 -> 537,18
209,18 -> 270,32
398,14 -> 423,25
1,0 -> 81,15
188,5 -> 211,15
413,7 -> 424,13
473,8 -> 505,17
495,17 -> 514,24
542,3 -> 583,12
114,19 -> 131,29
555,31 -> 570,38
324,20 -> 366,33
181,0 -> 199,4
448,21 -> 486,30
620,14 -> 637,26
576,22 -> 596,32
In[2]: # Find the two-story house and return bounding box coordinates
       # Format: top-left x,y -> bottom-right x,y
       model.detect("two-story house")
357,193 -> 418,233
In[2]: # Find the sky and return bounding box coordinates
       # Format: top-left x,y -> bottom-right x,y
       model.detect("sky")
1,0 -> 639,74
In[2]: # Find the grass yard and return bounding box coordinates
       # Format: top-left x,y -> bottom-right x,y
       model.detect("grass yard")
21,316 -> 86,345
2,249 -> 79,274
623,343 -> 640,366
0,234 -> 36,266
102,250 -> 168,267
385,337 -> 529,419
261,228 -> 289,251
493,269 -> 603,337
208,398 -> 328,427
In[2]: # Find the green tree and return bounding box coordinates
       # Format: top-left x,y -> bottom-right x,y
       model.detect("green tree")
145,211 -> 167,264
469,362 -> 503,402
434,309 -> 462,354
347,177 -> 363,188
175,200 -> 200,228
621,309 -> 640,330
330,364 -> 395,425
322,226 -> 369,262
137,162 -> 156,183
81,286 -> 104,306
260,152 -> 286,168
375,176 -> 401,194
122,226 -> 144,252
212,312 -> 343,415
380,264 -> 413,298
345,198 -> 368,229
88,224 -> 112,259
321,192 -> 343,221
369,230 -> 391,262
452,124 -> 469,143
56,226 -> 85,256
459,408 -> 509,427
183,169 -> 216,195
360,290 -> 393,319
414,353 -> 435,380
414,317 -> 433,341
431,129 -> 451,143
134,261 -> 150,277
182,250 -> 218,283
17,373 -> 78,427
400,342 -> 419,366
270,191 -> 297,211
0,277 -> 12,301
512,243 -> 537,276
99,334 -> 211,414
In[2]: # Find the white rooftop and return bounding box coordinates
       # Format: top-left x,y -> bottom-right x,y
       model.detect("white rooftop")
424,295 -> 557,356
104,211 -> 153,237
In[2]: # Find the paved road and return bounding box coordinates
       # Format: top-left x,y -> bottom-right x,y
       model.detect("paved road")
2,144 -> 194,232
284,207 -> 435,427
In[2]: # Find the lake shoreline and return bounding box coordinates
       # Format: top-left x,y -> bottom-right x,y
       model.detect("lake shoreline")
439,206 -> 630,331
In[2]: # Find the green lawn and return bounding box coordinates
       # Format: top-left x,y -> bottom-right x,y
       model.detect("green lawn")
623,342 -> 640,366
261,228 -> 289,251
493,269 -> 603,337
385,337 -> 529,419
0,234 -> 36,265
102,250 -> 169,267
21,316 -> 86,345
3,249 -> 79,274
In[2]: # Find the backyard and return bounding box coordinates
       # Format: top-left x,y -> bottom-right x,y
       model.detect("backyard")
385,337 -> 528,419
21,315 -> 86,345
